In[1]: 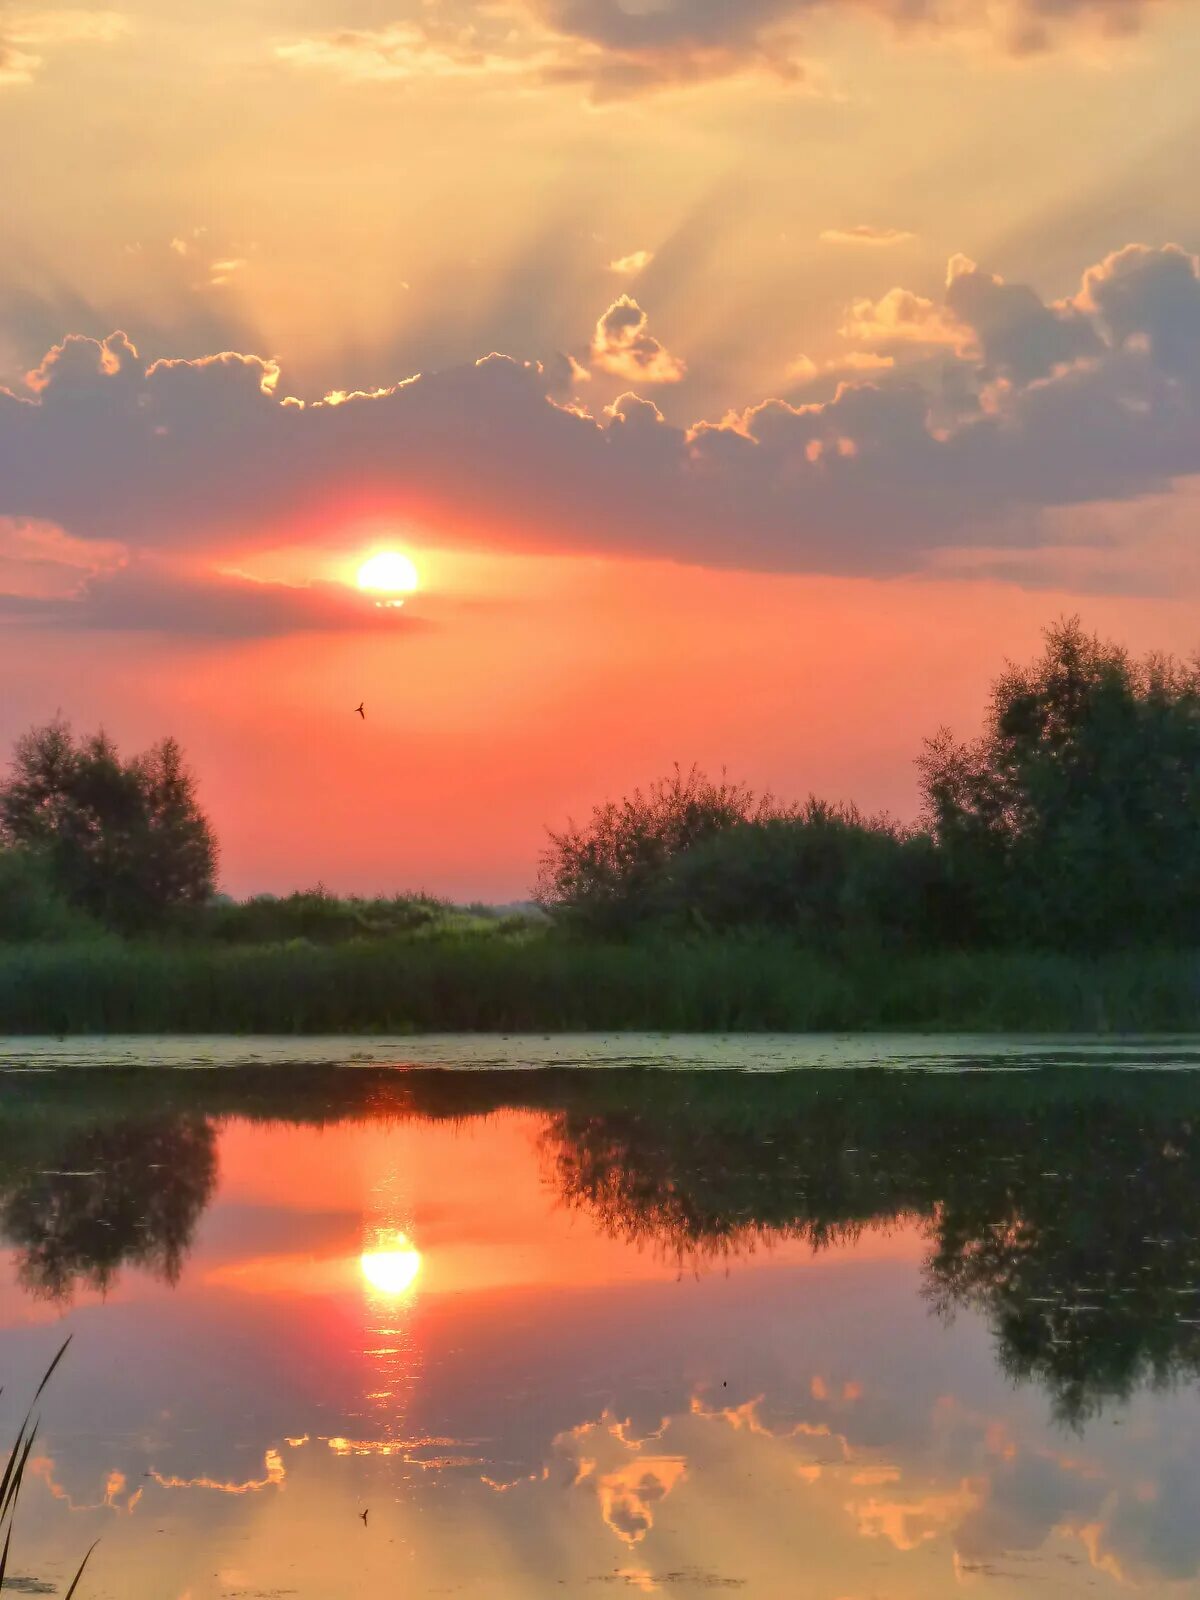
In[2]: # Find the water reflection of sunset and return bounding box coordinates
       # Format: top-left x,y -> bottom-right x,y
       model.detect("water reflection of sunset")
360,1234 -> 421,1297
6,1073 -> 1200,1600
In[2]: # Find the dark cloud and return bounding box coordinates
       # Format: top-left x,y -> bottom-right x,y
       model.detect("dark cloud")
0,560 -> 434,638
944,256 -> 1102,383
277,0 -> 1173,100
2,242 -> 1200,592
532,0 -> 1173,95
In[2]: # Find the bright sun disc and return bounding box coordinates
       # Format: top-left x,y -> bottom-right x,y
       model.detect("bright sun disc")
356,551 -> 420,595
360,1237 -> 421,1296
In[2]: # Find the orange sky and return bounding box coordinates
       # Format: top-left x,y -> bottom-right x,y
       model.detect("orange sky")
2,0 -> 1200,896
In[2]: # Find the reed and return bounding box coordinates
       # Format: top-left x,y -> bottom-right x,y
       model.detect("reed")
0,1338 -> 96,1597
0,932 -> 1197,1034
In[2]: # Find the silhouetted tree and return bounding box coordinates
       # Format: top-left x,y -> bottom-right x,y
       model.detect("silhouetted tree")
648,802 -> 955,949
0,720 -> 216,930
919,618 -> 1200,948
536,765 -> 780,935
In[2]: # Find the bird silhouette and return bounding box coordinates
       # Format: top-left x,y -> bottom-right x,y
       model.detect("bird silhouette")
355,703 -> 365,719
360,1509 -> 369,1525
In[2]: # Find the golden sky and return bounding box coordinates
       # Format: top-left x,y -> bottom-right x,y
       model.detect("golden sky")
2,0 -> 1199,893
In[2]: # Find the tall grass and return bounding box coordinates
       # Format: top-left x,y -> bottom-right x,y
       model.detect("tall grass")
0,932 -> 1198,1033
1,1338 -> 95,1597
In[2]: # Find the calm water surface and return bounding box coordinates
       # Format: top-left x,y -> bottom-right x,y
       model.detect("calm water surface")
2,1038 -> 1200,1598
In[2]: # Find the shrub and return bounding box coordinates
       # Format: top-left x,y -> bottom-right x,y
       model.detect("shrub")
536,765 -> 784,935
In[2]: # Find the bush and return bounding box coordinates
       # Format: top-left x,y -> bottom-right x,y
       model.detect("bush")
536,765 -> 786,936
0,848 -> 99,943
185,886 -> 452,944
647,803 -> 957,950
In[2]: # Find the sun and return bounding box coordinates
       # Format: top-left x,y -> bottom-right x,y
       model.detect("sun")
359,1234 -> 421,1296
356,550 -> 420,596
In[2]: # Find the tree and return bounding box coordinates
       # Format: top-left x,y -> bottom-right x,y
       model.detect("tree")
649,802 -> 955,949
0,720 -> 217,931
0,845 -> 95,941
536,765 -> 778,935
918,618 -> 1200,949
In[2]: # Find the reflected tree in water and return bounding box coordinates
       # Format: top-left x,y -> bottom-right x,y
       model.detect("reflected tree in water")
0,1114 -> 217,1301
5,1066 -> 1200,1422
926,1108 -> 1200,1426
540,1073 -> 1200,1424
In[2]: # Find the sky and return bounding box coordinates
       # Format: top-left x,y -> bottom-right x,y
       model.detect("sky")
3,0 -> 1200,897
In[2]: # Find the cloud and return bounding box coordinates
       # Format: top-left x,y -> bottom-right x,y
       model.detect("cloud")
787,351 -> 896,384
840,288 -> 967,349
275,18 -> 539,84
0,558 -> 435,638
208,259 -> 247,288
5,241 -> 1200,596
590,296 -> 686,383
0,515 -> 125,597
0,8 -> 129,84
0,41 -> 38,83
273,0 -> 1174,100
820,225 -> 915,247
610,250 -> 654,277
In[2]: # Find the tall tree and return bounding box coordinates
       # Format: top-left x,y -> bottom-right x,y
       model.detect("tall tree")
918,619 -> 1200,948
0,720 -> 217,930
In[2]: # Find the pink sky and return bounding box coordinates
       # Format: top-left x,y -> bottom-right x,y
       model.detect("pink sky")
3,0 -> 1200,896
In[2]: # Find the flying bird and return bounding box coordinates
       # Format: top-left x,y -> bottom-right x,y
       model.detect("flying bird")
355,702 -> 365,719
360,1509 -> 369,1525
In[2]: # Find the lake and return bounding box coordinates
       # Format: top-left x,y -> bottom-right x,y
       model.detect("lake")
3,1036 -> 1200,1597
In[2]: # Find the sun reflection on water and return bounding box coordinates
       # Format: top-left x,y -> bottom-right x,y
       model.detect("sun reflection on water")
360,1233 -> 421,1297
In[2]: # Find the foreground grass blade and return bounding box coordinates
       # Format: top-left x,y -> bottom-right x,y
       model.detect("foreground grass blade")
1,1337 -> 95,1599
63,1539 -> 99,1599
30,1339 -> 72,1409
0,1521 -> 13,1589
0,1338 -> 69,1519
1,1423 -> 41,1525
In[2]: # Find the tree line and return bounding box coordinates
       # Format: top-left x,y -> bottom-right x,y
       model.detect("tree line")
3,617 -> 1200,950
537,618 -> 1200,952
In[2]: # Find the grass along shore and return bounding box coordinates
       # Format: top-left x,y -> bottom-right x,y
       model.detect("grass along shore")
0,932 -> 1197,1034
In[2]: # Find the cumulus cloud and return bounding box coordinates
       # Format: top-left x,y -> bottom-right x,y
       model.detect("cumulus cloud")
840,287 -> 967,349
820,225 -> 915,247
4,241 -> 1200,597
590,296 -> 686,383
